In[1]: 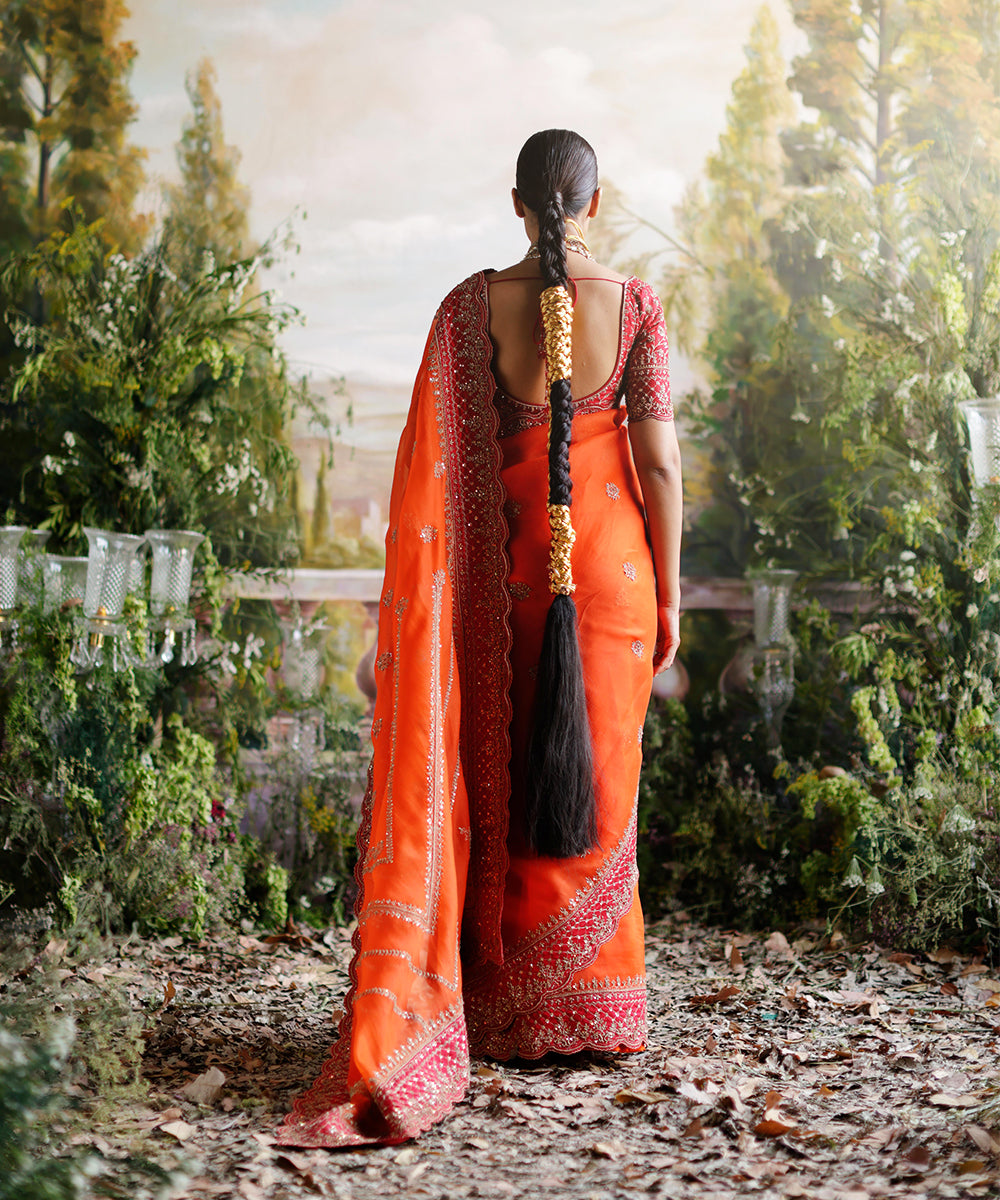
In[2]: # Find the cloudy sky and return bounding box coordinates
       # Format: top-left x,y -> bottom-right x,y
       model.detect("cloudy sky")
123,0 -> 801,385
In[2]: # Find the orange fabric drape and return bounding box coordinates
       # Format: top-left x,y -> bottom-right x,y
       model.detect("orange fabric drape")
277,273 -> 656,1149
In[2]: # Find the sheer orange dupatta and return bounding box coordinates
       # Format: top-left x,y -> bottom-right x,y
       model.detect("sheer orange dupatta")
277,274 -> 508,1148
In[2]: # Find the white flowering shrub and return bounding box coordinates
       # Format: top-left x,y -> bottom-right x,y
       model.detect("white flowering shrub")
0,216 -> 316,569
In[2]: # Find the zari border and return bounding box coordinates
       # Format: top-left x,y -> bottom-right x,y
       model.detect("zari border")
474,976 -> 647,1062
431,272 -> 513,968
276,1007 -> 469,1148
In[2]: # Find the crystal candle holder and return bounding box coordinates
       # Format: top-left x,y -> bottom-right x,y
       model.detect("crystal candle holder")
281,622 -> 329,702
749,569 -> 798,648
43,555 -> 89,613
750,642 -> 796,750
0,526 -> 27,612
143,530 -> 204,668
145,529 -> 204,618
83,528 -> 147,621
280,624 -> 326,700
72,529 -> 146,672
960,397 -> 1000,489
0,526 -> 26,652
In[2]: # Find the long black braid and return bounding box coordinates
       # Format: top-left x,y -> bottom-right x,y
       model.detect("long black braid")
515,130 -> 599,858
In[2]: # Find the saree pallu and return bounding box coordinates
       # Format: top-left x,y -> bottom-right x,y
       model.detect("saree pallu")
277,272 -> 656,1149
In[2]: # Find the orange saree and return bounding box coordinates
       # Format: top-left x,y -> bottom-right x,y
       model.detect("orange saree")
277,271 -> 672,1149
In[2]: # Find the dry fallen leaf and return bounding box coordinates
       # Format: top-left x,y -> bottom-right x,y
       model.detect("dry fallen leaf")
614,1088 -> 672,1106
764,931 -> 793,958
959,961 -> 989,977
928,1093 -> 983,1108
677,1080 -> 718,1105
927,946 -> 961,964
958,1160 -> 989,1175
181,1066 -> 226,1105
822,989 -> 881,1016
689,983 -> 740,1006
904,1145 -> 933,1168
755,1118 -> 798,1137
159,1119 -> 197,1141
966,1126 -> 1000,1156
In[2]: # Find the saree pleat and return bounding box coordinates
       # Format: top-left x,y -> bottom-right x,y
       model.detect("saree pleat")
278,272 -> 657,1148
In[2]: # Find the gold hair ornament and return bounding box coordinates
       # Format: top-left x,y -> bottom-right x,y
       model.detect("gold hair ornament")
539,285 -> 573,389
546,503 -> 576,594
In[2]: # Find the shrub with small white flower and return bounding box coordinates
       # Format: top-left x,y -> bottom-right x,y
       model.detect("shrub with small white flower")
0,216 -> 361,937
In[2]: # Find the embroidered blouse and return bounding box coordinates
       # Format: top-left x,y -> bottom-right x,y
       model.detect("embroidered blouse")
493,276 -> 673,439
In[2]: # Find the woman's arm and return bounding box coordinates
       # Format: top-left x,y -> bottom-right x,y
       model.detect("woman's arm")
628,417 -> 683,674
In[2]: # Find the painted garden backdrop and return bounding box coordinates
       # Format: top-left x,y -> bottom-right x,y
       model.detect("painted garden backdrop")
1,0 -> 999,961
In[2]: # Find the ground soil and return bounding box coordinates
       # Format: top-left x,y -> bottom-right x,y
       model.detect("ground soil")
7,913 -> 1000,1199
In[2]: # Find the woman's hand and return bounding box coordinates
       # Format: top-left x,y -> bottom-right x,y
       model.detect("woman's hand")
653,603 -> 680,674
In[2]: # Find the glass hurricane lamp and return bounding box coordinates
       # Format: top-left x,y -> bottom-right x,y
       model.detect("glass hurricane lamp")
0,526 -> 27,650
70,528 -> 147,671
748,568 -> 798,750
143,530 -> 204,666
280,620 -> 329,757
43,555 -> 89,614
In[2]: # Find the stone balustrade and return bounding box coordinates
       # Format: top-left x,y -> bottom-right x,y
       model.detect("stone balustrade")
225,568 -> 873,614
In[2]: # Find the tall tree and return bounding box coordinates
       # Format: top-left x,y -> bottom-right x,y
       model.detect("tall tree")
654,6 -> 800,570
665,4 -> 794,357
165,58 -> 252,268
0,0 -> 147,251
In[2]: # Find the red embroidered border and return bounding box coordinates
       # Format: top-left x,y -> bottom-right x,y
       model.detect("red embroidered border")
276,1012 -> 469,1148
475,977 -> 647,1061
433,273 -> 514,969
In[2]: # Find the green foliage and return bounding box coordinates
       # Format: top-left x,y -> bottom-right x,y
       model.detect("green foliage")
0,1020 -> 94,1200
0,8 -> 364,946
620,1 -> 1000,952
0,930 -> 182,1199
0,215 -> 313,568
0,602 -> 274,937
245,720 -> 366,928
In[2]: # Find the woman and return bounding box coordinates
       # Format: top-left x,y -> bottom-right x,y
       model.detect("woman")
277,129 -> 682,1149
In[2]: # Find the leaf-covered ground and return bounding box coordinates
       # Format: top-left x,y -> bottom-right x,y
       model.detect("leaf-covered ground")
9,914 -> 1000,1199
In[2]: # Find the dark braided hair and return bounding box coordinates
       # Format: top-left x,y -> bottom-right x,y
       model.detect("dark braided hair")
515,130 -> 600,858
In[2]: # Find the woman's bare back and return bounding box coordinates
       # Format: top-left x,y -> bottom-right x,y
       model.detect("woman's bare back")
486,253 -> 631,406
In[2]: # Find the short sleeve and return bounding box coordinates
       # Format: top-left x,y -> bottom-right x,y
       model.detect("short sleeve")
622,282 -> 673,423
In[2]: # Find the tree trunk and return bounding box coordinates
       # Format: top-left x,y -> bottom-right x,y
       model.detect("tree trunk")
875,0 -> 895,263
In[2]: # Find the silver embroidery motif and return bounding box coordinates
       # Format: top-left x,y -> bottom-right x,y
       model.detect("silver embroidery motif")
509,580 -> 532,601
420,525 -> 438,543
606,482 -> 620,500
631,639 -> 644,659
433,460 -> 446,478
382,588 -> 393,607
372,718 -> 383,737
375,651 -> 393,671
638,724 -> 643,745
622,561 -> 636,581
